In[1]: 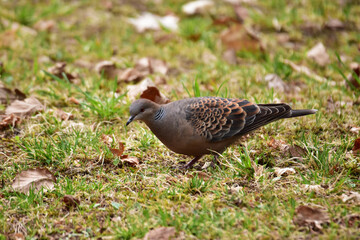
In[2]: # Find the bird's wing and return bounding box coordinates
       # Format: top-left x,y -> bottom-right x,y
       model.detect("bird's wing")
185,97 -> 260,142
237,103 -> 292,136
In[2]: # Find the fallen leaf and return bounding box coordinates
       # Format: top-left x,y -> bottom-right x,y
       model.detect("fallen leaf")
346,214 -> 360,227
251,161 -> 264,180
110,142 -> 125,157
63,195 -> 80,209
352,138 -> 360,155
187,171 -> 211,180
94,61 -> 120,79
341,191 -> 360,203
5,97 -> 45,118
119,58 -> 168,83
264,74 -> 298,93
12,233 -> 25,240
47,62 -> 76,82
346,63 -> 360,89
118,68 -> 145,83
220,24 -> 263,52
293,205 -> 330,231
11,168 -> 56,194
289,145 -> 307,158
54,109 -> 74,121
101,134 -> 114,146
307,42 -> 330,66
128,13 -> 179,33
223,49 -> 237,65
136,57 -> 168,75
274,167 -> 296,177
267,138 -> 289,152
62,121 -> 86,133
283,59 -> 327,83
324,19 -> 344,31
127,78 -> 170,104
144,227 -> 176,240
68,97 -> 80,105
350,127 -> 360,134
303,184 -> 324,193
0,114 -> 20,130
234,5 -> 249,23
121,156 -> 140,167
182,0 -> 214,15
0,87 -> 26,104
140,86 -> 171,104
34,20 -> 56,32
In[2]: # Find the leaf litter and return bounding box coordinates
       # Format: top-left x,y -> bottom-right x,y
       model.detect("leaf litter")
11,168 -> 56,194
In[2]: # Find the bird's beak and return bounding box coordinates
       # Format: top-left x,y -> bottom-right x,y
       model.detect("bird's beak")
126,116 -> 135,126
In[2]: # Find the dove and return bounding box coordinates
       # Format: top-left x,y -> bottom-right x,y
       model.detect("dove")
126,97 -> 317,169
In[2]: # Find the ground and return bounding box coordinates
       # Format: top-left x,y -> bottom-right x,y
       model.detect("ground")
0,0 -> 360,239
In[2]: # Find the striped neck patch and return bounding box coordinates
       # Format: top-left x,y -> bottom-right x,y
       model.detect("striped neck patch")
154,107 -> 165,121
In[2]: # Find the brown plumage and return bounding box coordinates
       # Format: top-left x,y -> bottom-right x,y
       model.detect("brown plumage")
127,97 -> 317,169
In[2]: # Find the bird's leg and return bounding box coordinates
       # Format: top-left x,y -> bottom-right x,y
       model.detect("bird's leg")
210,155 -> 221,168
181,156 -> 202,169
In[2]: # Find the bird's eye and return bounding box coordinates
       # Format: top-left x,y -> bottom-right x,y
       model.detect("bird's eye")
140,108 -> 145,112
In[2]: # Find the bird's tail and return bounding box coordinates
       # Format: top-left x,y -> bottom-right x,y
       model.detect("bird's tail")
285,109 -> 318,118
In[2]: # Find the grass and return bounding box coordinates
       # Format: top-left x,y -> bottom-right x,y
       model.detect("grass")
0,0 -> 360,239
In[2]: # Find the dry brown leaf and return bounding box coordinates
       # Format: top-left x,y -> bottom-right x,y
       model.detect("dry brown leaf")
119,58 -> 168,83
68,97 -> 80,105
127,78 -> 170,104
121,156 -> 140,167
12,233 -> 25,240
34,20 -> 56,32
345,214 -> 360,227
267,138 -> 289,152
136,57 -> 168,75
5,97 -> 45,118
47,62 -> 76,82
350,127 -> 360,134
264,74 -> 300,93
289,145 -> 307,158
283,59 -> 327,83
118,68 -> 145,83
187,171 -> 211,180
140,86 -> 171,104
144,227 -> 176,240
0,87 -> 26,104
325,19 -> 344,31
63,195 -> 80,209
223,49 -> 237,65
220,24 -> 263,52
101,134 -> 114,146
274,167 -> 295,177
0,114 -> 20,130
293,205 -> 330,231
341,191 -> 360,203
346,64 -> 360,89
110,142 -> 125,157
303,184 -> 324,193
234,5 -> 249,23
352,138 -> 360,155
54,109 -> 74,121
94,61 -> 120,79
128,13 -> 179,33
307,42 -> 330,66
182,0 -> 214,15
12,168 -> 56,194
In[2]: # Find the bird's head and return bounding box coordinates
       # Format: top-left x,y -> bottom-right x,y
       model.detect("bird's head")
126,99 -> 159,126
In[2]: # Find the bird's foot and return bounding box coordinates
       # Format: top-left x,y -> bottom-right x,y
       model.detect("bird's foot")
209,156 -> 221,169
172,156 -> 201,170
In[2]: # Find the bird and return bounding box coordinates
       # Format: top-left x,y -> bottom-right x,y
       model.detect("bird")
126,97 -> 317,169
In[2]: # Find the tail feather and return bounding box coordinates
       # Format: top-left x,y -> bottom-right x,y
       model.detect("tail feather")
286,109 -> 318,118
